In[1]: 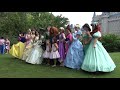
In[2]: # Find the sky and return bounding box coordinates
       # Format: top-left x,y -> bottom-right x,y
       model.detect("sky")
52,12 -> 102,27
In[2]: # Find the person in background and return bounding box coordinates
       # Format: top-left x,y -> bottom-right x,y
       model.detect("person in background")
0,37 -> 5,54
65,25 -> 73,56
5,38 -> 10,54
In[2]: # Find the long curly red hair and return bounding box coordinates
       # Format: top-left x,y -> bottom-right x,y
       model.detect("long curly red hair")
91,24 -> 101,35
49,27 -> 59,37
91,24 -> 102,41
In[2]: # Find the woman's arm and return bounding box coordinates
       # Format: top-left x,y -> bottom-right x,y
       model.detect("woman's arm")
93,38 -> 98,48
62,33 -> 66,40
54,43 -> 58,51
8,41 -> 10,46
69,34 -> 73,42
85,31 -> 92,44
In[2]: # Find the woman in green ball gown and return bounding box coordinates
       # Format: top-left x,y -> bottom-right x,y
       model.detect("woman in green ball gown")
81,22 -> 116,72
82,24 -> 92,54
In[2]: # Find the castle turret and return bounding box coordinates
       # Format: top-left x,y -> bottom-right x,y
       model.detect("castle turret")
92,12 -> 96,23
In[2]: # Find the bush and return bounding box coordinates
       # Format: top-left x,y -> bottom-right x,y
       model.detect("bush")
116,40 -> 120,52
101,34 -> 120,52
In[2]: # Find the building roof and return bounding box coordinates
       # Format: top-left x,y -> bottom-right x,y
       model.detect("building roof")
109,13 -> 120,18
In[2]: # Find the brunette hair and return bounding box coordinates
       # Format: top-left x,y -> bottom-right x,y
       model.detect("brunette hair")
35,31 -> 39,36
82,23 -> 91,32
66,25 -> 71,32
91,24 -> 102,41
90,24 -> 100,36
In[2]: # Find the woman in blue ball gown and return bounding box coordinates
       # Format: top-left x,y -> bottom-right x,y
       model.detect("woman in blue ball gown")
64,30 -> 84,70
81,22 -> 116,72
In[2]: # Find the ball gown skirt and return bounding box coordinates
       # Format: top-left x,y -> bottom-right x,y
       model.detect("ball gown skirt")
81,32 -> 116,72
9,42 -> 25,59
26,43 -> 43,64
22,43 -> 33,60
43,51 -> 50,59
58,41 -> 65,62
49,51 -> 60,59
64,40 -> 84,70
83,44 -> 90,54
43,46 -> 50,59
49,44 -> 60,59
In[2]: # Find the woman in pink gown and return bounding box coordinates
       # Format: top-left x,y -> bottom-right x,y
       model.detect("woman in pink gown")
65,26 -> 73,56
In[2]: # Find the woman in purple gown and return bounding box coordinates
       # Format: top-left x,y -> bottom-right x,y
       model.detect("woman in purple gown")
58,27 -> 66,66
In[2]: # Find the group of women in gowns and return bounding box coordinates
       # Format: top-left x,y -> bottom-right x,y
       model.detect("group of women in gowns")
9,29 -> 43,64
9,22 -> 116,73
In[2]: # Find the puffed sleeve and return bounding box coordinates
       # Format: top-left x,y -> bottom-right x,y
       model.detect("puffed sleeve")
93,31 -> 101,38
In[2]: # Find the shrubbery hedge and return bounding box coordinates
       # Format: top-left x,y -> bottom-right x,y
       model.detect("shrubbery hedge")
101,34 -> 120,52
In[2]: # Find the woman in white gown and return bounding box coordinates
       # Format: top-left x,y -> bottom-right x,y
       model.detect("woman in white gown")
22,30 -> 33,60
26,32 -> 43,64
22,39 -> 33,61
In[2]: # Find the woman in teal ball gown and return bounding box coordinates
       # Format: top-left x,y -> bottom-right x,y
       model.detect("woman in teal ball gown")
82,24 -> 92,54
81,22 -> 116,72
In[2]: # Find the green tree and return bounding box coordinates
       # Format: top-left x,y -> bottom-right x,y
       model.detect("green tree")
0,12 -> 69,45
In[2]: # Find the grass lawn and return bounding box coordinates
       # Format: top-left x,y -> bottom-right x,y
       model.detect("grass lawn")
0,52 -> 119,78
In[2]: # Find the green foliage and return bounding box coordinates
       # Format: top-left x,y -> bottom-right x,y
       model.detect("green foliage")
101,34 -> 120,52
0,12 -> 69,45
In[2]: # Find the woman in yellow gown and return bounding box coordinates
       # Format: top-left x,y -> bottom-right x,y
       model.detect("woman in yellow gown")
9,33 -> 26,59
